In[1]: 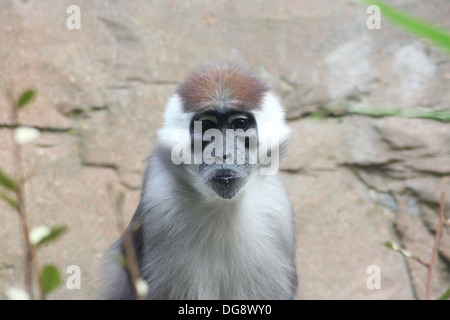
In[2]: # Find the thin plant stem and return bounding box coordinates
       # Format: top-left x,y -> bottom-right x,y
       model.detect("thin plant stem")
107,185 -> 145,300
5,87 -> 44,300
426,192 -> 446,300
392,192 -> 448,299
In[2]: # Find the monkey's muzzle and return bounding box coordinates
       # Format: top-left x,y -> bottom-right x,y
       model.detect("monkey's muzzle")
203,167 -> 249,199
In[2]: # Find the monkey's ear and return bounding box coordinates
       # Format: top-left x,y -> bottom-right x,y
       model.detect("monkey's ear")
157,93 -> 194,150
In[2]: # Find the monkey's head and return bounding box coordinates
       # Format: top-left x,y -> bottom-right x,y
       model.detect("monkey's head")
158,63 -> 291,200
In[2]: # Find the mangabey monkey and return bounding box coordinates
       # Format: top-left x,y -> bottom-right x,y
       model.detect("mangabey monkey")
102,63 -> 297,299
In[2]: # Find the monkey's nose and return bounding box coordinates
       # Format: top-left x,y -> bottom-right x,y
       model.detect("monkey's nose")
222,151 -> 232,162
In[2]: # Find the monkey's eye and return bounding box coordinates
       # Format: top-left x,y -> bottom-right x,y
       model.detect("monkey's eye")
232,118 -> 250,130
196,115 -> 218,131
201,120 -> 216,131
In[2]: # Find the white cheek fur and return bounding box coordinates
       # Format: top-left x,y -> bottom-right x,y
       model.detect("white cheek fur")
253,92 -> 292,149
158,93 -> 194,150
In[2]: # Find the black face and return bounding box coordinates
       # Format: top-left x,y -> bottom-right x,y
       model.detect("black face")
190,110 -> 258,199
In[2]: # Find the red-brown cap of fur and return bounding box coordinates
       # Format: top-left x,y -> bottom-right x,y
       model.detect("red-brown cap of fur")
176,62 -> 270,113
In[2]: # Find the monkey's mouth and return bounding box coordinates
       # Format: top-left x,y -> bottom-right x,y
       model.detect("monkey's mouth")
211,169 -> 240,182
198,163 -> 252,200
205,168 -> 247,199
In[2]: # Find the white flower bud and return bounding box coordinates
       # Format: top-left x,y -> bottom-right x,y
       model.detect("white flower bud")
30,225 -> 51,245
5,287 -> 30,300
14,126 -> 40,145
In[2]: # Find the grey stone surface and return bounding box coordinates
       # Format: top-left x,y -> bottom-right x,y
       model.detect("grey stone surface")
0,0 -> 449,299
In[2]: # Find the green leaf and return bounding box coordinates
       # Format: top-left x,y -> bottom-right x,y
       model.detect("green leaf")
39,265 -> 61,293
129,216 -> 144,232
343,104 -> 450,122
0,168 -> 16,190
438,287 -> 450,300
35,225 -> 68,247
384,241 -> 418,259
17,89 -> 36,108
384,241 -> 396,250
112,253 -> 127,268
0,192 -> 19,210
360,0 -> 450,53
306,108 -> 333,120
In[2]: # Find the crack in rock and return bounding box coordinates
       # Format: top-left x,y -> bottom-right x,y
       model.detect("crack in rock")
0,124 -> 74,133
80,161 -> 140,191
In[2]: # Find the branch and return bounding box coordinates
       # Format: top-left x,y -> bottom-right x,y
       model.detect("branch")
4,87 -> 44,299
388,192 -> 448,300
107,185 -> 147,300
426,192 -> 446,300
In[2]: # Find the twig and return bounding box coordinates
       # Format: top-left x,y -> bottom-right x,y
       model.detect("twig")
426,192 -> 446,300
107,184 -> 145,300
391,192 -> 448,299
5,87 -> 44,299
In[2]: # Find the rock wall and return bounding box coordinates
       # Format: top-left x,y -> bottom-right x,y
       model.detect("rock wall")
0,0 -> 449,299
